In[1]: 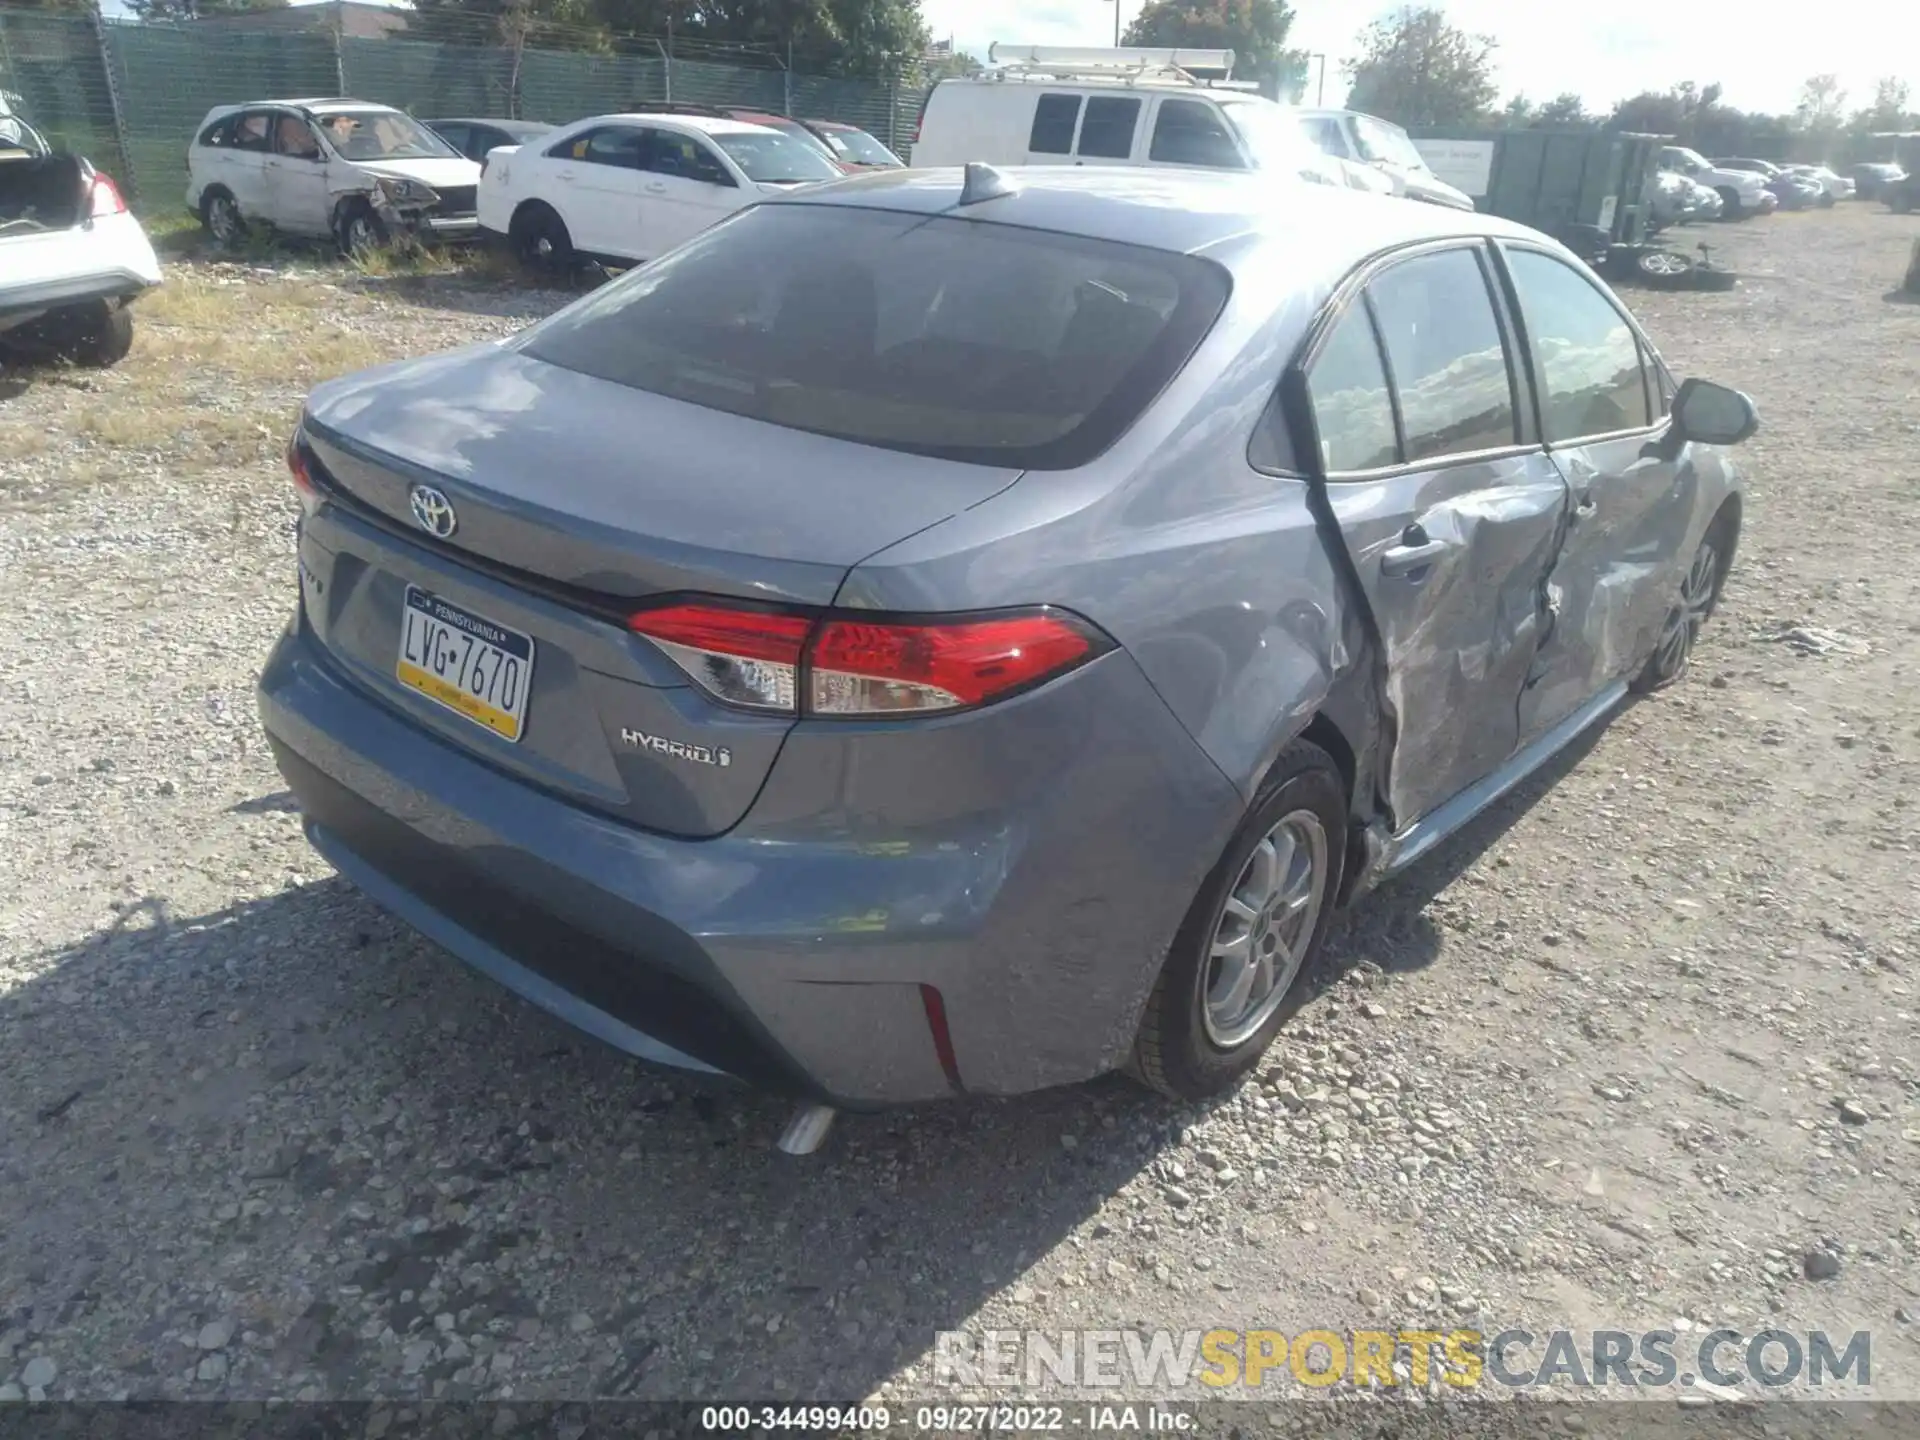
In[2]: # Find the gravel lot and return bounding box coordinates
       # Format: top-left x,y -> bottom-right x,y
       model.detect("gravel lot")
1,206 -> 1918,1414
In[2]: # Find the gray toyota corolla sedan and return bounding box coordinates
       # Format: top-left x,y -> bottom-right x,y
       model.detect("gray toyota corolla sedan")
260,164 -> 1755,1140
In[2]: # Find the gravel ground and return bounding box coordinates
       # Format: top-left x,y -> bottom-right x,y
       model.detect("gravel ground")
1,207 -> 1918,1415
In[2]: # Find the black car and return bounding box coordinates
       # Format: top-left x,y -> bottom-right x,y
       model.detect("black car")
421,118 -> 555,165
1887,172 -> 1920,214
1851,162 -> 1907,200
1712,158 -> 1823,211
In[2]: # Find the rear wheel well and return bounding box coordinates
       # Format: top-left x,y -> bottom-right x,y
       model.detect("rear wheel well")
510,198 -> 557,232
1296,713 -> 1357,813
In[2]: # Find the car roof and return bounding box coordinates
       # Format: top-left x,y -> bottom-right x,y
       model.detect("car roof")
427,117 -> 553,131
770,166 -> 1549,266
203,97 -> 391,118
587,112 -> 781,136
803,118 -> 865,132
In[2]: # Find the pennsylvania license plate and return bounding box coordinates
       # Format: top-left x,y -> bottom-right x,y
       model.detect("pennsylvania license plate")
396,586 -> 535,742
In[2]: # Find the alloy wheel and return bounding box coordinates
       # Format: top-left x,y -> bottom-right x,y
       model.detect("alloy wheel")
208,196 -> 240,244
1652,538 -> 1720,680
1202,810 -> 1328,1048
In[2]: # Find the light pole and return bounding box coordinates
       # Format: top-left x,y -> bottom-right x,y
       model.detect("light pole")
1310,52 -> 1327,106
1107,0 -> 1122,47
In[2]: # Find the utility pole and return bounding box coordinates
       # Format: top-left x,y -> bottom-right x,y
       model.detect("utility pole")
1107,0 -> 1121,47
1310,52 -> 1327,106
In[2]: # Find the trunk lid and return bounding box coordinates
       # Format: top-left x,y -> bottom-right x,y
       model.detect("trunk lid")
298,344 -> 1022,836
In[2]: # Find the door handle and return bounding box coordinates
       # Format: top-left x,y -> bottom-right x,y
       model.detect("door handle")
645,182 -> 667,193
555,170 -> 577,183
1380,535 -> 1451,578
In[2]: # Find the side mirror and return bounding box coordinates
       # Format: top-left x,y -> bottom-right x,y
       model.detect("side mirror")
1671,377 -> 1759,447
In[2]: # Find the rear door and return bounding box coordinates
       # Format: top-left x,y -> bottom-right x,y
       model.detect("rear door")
636,127 -> 743,255
265,110 -> 331,236
543,124 -> 648,258
1495,242 -> 1690,740
1301,242 -> 1571,830
224,109 -> 275,220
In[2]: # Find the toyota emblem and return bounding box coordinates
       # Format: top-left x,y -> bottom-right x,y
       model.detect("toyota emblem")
408,484 -> 458,539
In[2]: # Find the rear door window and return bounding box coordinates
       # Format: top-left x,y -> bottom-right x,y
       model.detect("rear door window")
520,203 -> 1231,469
1501,247 -> 1653,439
1299,116 -> 1348,158
1364,247 -> 1518,461
563,126 -> 647,168
1148,99 -> 1244,169
232,112 -> 273,153
1306,304 -> 1400,472
1076,97 -> 1141,160
1030,93 -> 1083,155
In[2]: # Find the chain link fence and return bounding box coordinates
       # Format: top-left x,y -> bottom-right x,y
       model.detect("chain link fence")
0,4 -> 931,215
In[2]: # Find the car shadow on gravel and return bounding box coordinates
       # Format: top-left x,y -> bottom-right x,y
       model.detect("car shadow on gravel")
1,713 -> 1614,1403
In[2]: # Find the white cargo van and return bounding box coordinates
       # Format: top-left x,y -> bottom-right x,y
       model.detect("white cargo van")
911,45 -> 1392,197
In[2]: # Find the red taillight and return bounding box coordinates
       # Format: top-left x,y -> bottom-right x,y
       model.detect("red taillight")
88,172 -> 128,219
627,601 -> 1106,718
810,613 -> 1097,714
627,603 -> 810,713
287,435 -> 321,517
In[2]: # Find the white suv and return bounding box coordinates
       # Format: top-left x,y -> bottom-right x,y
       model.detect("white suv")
187,98 -> 482,251
477,113 -> 842,272
1658,146 -> 1770,219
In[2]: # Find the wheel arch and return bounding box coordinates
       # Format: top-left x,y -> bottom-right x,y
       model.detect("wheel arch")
1702,490 -> 1742,602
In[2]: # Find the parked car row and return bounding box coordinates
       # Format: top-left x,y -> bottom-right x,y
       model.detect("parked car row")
183,95 -> 904,256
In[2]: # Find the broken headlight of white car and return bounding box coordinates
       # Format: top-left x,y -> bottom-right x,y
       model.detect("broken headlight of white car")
373,176 -> 439,210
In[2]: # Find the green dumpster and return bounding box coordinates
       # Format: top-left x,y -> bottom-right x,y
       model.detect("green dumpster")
1406,127 -> 1667,269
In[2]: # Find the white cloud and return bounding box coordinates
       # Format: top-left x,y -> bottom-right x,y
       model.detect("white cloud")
921,0 -> 1920,118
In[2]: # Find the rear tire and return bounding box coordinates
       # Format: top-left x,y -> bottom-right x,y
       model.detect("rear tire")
200,188 -> 244,248
1,300 -> 135,368
510,203 -> 573,277
1128,741 -> 1347,1102
63,301 -> 134,367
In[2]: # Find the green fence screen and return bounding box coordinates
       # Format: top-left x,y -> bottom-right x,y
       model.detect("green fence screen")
0,4 -> 930,214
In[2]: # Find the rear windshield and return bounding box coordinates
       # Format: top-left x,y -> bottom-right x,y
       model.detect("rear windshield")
519,203 -> 1231,469
819,127 -> 900,166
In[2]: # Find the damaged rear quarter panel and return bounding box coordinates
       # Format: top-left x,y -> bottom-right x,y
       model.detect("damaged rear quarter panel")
831,267 -> 1355,810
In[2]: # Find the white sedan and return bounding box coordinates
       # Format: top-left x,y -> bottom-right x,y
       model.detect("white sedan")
477,113 -> 844,272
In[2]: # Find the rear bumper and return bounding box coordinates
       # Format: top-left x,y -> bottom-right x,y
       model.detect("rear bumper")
0,270 -> 150,321
259,611 -> 1242,1106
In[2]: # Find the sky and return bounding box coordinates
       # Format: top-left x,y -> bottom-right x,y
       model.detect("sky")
919,0 -> 1920,118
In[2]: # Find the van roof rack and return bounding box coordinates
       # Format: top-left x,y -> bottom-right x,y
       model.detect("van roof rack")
983,43 -> 1238,87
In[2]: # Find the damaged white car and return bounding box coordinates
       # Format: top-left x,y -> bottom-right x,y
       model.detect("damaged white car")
186,98 -> 482,253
